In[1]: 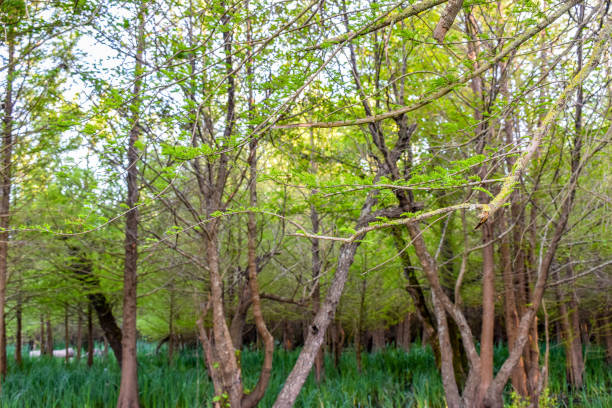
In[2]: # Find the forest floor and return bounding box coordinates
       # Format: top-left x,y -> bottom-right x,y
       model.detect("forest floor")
0,343 -> 610,407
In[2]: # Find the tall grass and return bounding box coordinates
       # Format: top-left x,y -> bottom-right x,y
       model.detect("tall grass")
0,343 -> 609,407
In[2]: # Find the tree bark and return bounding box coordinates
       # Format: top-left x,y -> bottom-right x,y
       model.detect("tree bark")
77,307 -> 83,361
371,328 -> 385,351
555,265 -> 584,389
309,129 -> 324,383
206,230 -> 244,407
40,314 -> 47,355
499,211 -> 528,396
87,303 -> 94,367
229,281 -> 251,350
168,287 -> 175,363
15,294 -> 22,366
391,227 -> 442,367
356,278 -> 366,373
240,54 -> 274,407
116,4 -> 146,407
46,317 -> 53,356
603,314 -> 612,365
65,306 -> 70,363
396,313 -> 412,351
0,26 -> 16,382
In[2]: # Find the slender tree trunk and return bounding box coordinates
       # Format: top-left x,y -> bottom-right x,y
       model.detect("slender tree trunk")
65,306 -> 70,363
499,211 -> 528,396
397,313 -> 411,351
309,129 -> 324,383
0,30 -> 16,382
603,314 -> 612,365
46,317 -> 53,356
87,305 -> 94,367
116,4 -> 146,408
241,49 -> 274,407
479,221 -> 496,405
40,314 -> 46,355
229,282 -> 251,350
556,265 -> 584,389
371,328 -> 385,351
391,227 -> 442,367
332,320 -> 345,369
168,287 -> 175,363
356,278 -> 366,373
77,307 -> 82,361
15,294 -> 22,366
563,3 -> 586,389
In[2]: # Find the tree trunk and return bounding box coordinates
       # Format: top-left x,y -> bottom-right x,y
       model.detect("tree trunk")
46,318 -> 53,356
241,81 -> 274,408
356,277 -> 367,373
116,3 -> 146,408
332,320 -> 345,369
77,307 -> 83,361
65,306 -> 70,363
392,227 -> 442,368
308,128 -> 325,383
40,314 -> 46,355
87,304 -> 94,367
205,229 -> 243,407
371,328 -> 385,351
499,211 -> 528,396
0,29 -> 16,382
230,281 -> 251,350
396,313 -> 411,351
555,266 -> 584,389
168,284 -> 175,363
479,221 -> 496,405
603,314 -> 612,365
15,295 -> 22,366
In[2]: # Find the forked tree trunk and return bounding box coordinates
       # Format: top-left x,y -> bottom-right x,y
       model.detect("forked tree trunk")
205,230 -> 243,407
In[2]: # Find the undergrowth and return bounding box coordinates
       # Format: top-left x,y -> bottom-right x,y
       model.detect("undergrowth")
0,343 -> 609,407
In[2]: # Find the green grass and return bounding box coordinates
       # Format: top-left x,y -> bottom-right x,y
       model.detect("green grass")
0,343 -> 609,407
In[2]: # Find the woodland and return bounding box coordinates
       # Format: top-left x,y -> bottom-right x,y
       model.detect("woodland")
0,0 -> 611,407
